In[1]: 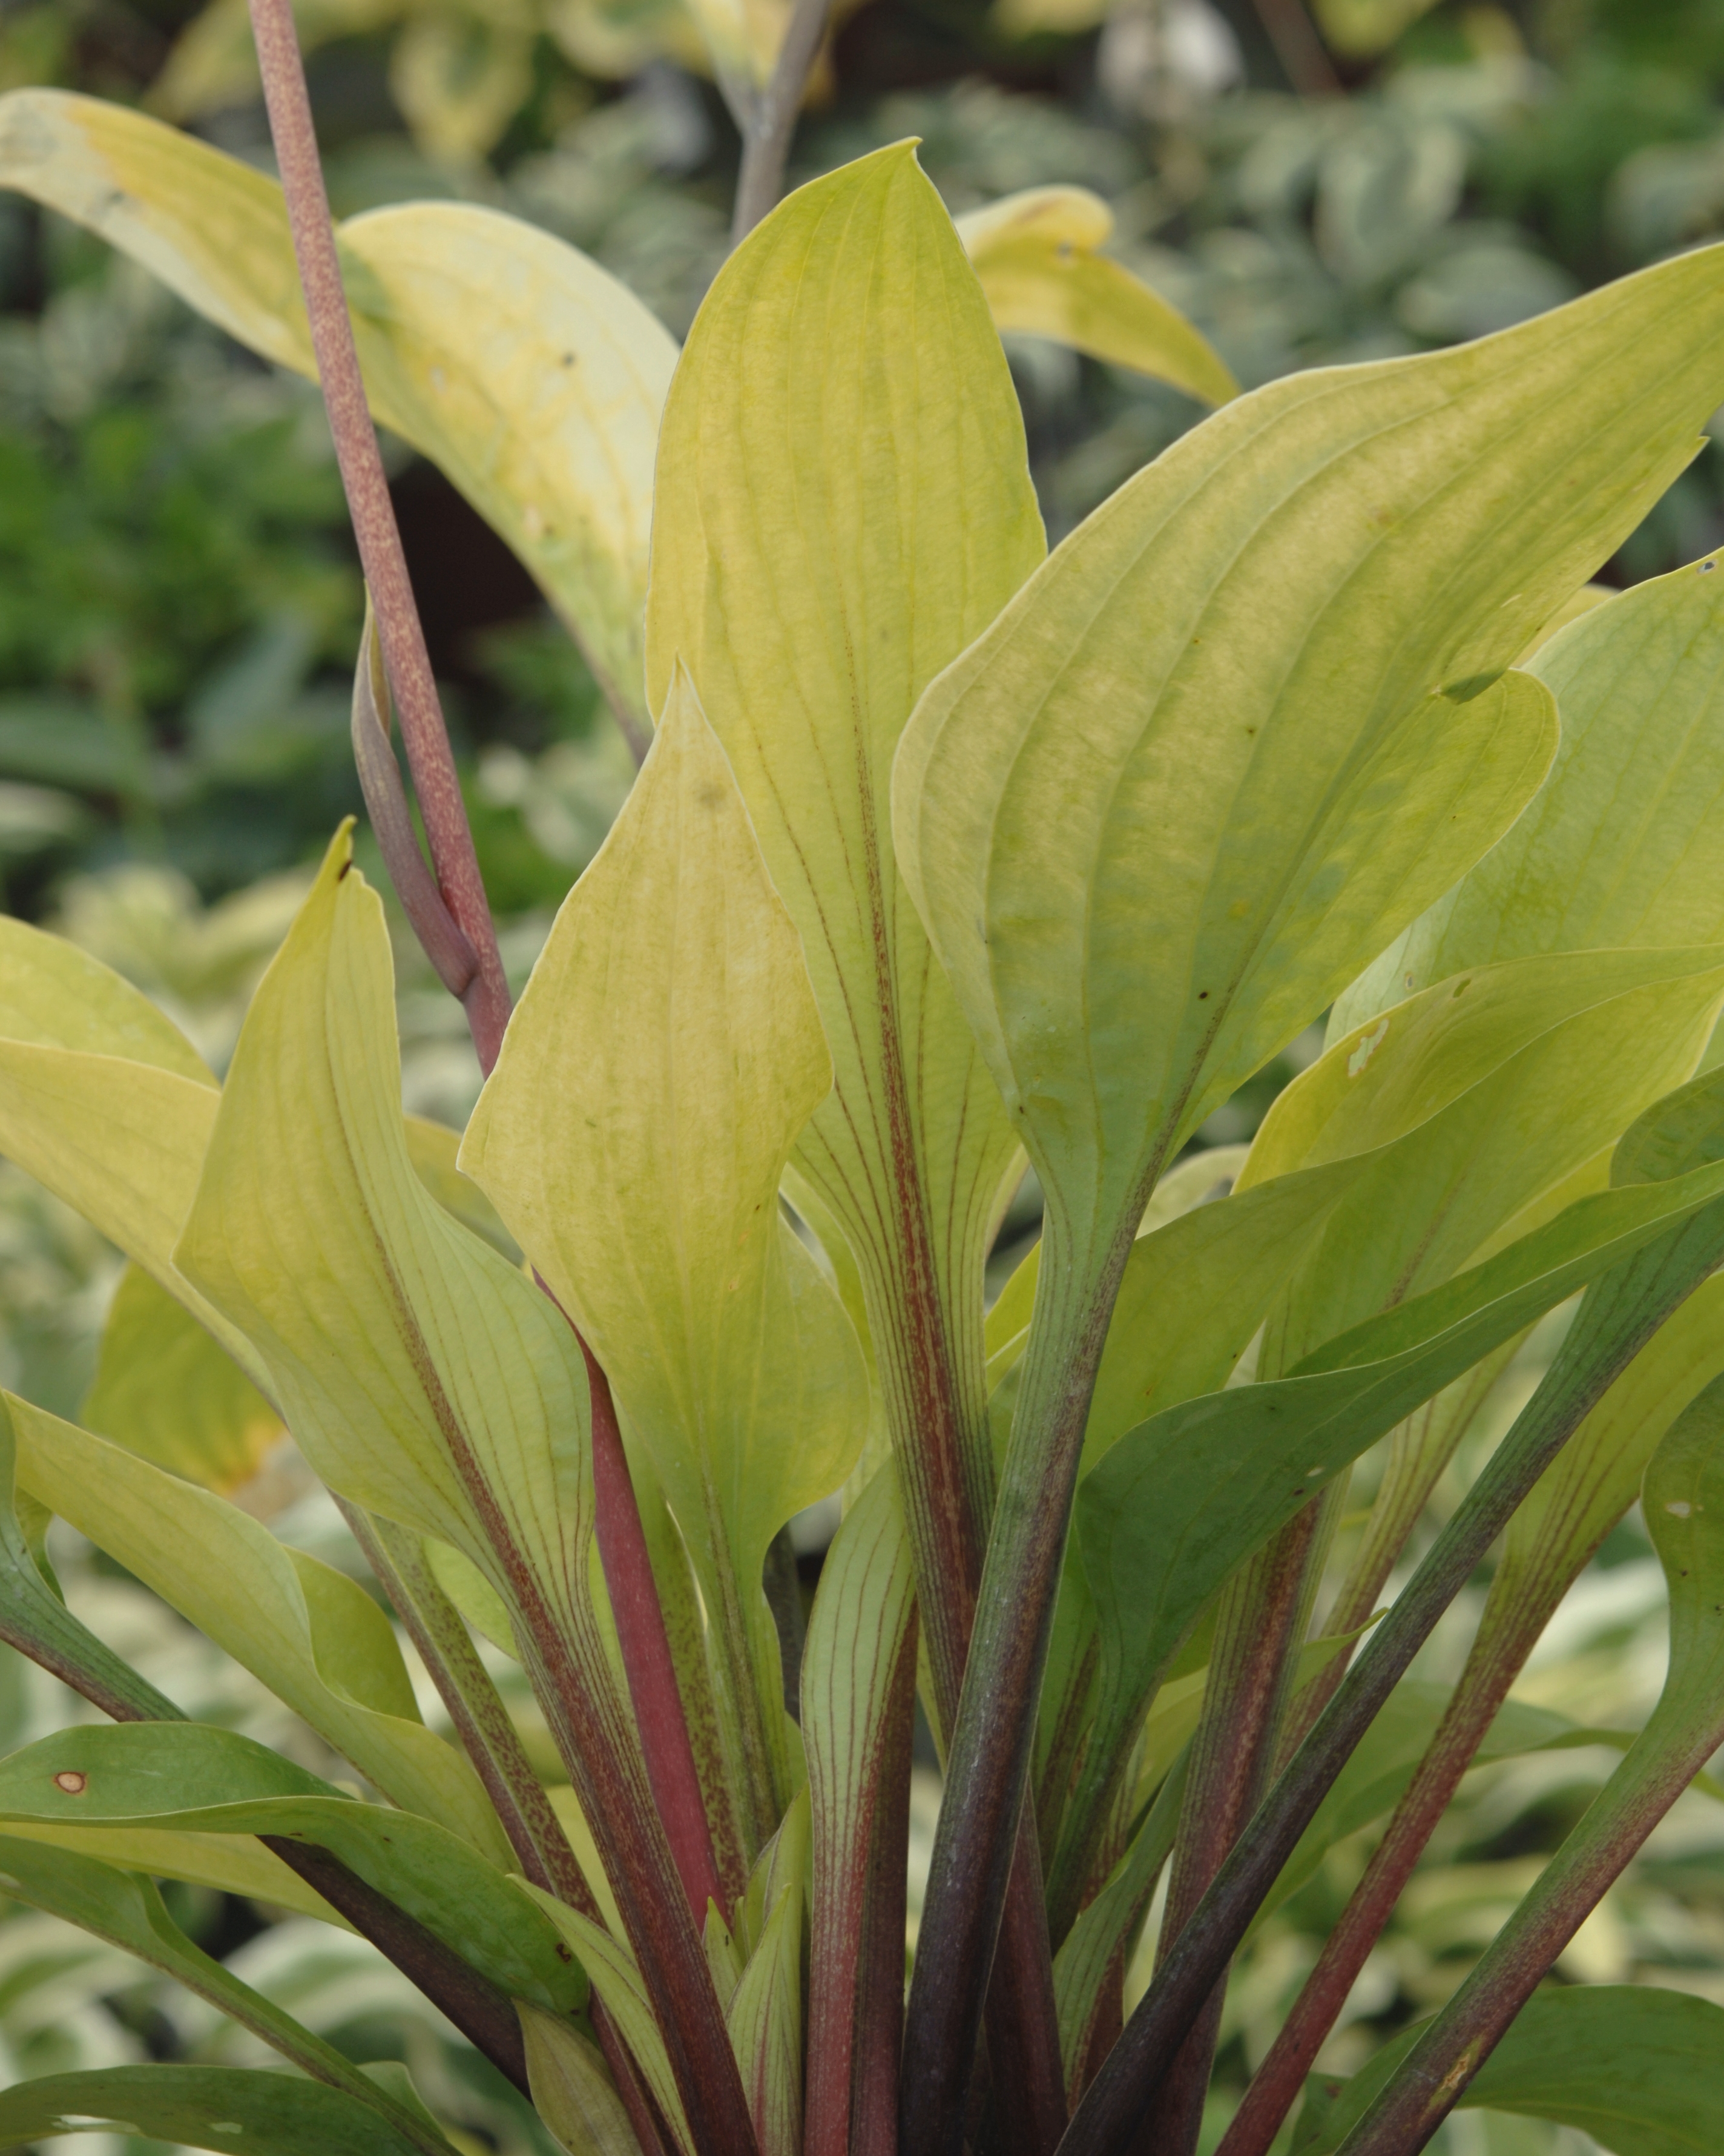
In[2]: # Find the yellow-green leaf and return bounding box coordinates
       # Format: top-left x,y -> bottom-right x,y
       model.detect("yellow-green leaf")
956,188 -> 1237,406
644,142 -> 1044,1725
1340,546 -> 1724,1030
0,91 -> 674,731
464,671 -> 867,1849
82,1263 -> 282,1492
519,2002 -> 640,2156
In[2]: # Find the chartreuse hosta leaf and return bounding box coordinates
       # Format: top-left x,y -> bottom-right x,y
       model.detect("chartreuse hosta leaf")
82,1262 -> 282,1490
0,97 -> 1216,751
893,242 -> 1724,2123
802,1468 -> 919,2156
646,144 -> 1044,1732
0,88 -> 674,735
463,671 -> 867,1858
7,1392 -> 510,1867
0,1835 -> 457,2156
0,1722 -> 584,2013
1329,1378 -> 1724,2155
1297,1986 -> 1724,2156
1340,545 -> 1724,1030
954,188 -> 1237,406
0,2063 -> 444,2156
171,830 -> 750,2151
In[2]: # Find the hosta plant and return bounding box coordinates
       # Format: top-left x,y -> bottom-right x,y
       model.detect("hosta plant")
4,7 -> 1724,2155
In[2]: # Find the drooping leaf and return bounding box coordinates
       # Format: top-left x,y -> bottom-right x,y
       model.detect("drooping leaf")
955,188 -> 1237,406
1294,1986 -> 1724,2155
1340,546 -> 1724,1030
0,913 -> 211,1080
0,2063 -> 447,2156
464,671 -> 867,1850
802,1468 -> 918,2156
82,1262 -> 282,1491
0,90 -> 674,732
644,142 -> 1044,1726
0,1835 -> 456,2156
0,1722 -> 583,2013
8,1392 -> 510,1865
0,1821 -> 343,1924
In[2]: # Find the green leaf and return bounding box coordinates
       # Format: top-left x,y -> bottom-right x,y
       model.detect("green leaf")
725,1789 -> 809,2156
954,188 -> 1237,406
0,90 -> 675,733
82,1262 -> 282,1491
644,142 -> 1045,1726
1294,1986 -> 1724,2155
802,1469 -> 918,2156
8,1391 -> 511,1865
0,913 -> 209,1081
464,670 -> 867,1848
1340,546 -> 1724,1030
1076,1154 -> 1724,1819
0,2064 -> 447,2156
0,1722 -> 583,2013
0,1822 -> 344,1924
0,1835 -> 456,2156
519,2002 -> 640,2156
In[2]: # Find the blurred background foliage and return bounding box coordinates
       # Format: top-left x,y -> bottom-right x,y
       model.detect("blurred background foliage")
2,0 -> 1724,2146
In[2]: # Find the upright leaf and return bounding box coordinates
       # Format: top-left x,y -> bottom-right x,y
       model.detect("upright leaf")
464,672 -> 867,1854
173,830 -> 752,2156
644,143 -> 1045,1730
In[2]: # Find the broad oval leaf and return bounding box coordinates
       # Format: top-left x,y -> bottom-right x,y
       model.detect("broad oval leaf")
895,242 -> 1724,1271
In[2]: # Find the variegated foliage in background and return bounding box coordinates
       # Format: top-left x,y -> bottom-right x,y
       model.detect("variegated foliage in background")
0,79 -> 1722,2156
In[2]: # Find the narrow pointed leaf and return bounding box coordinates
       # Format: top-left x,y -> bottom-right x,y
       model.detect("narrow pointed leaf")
956,188 -> 1237,404
0,1835 -> 456,2156
0,1722 -> 584,2013
8,1393 -> 510,1865
0,2064 -> 446,2156
0,1822 -> 344,1923
725,1790 -> 808,2156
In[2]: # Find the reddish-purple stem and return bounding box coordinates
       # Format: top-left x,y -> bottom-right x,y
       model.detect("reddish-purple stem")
582,1332 -> 728,1925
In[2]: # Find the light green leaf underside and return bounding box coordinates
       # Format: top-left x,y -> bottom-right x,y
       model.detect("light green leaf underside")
0,1722 -> 581,2013
519,2002 -> 640,2156
8,1392 -> 510,1867
1338,544 -> 1724,1032
897,241 -> 1724,1262
0,1820 -> 344,1925
955,186 -> 1238,406
464,672 -> 866,1838
0,88 -> 675,727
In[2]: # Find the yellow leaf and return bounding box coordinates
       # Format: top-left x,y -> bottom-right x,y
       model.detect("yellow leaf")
956,188 -> 1237,406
